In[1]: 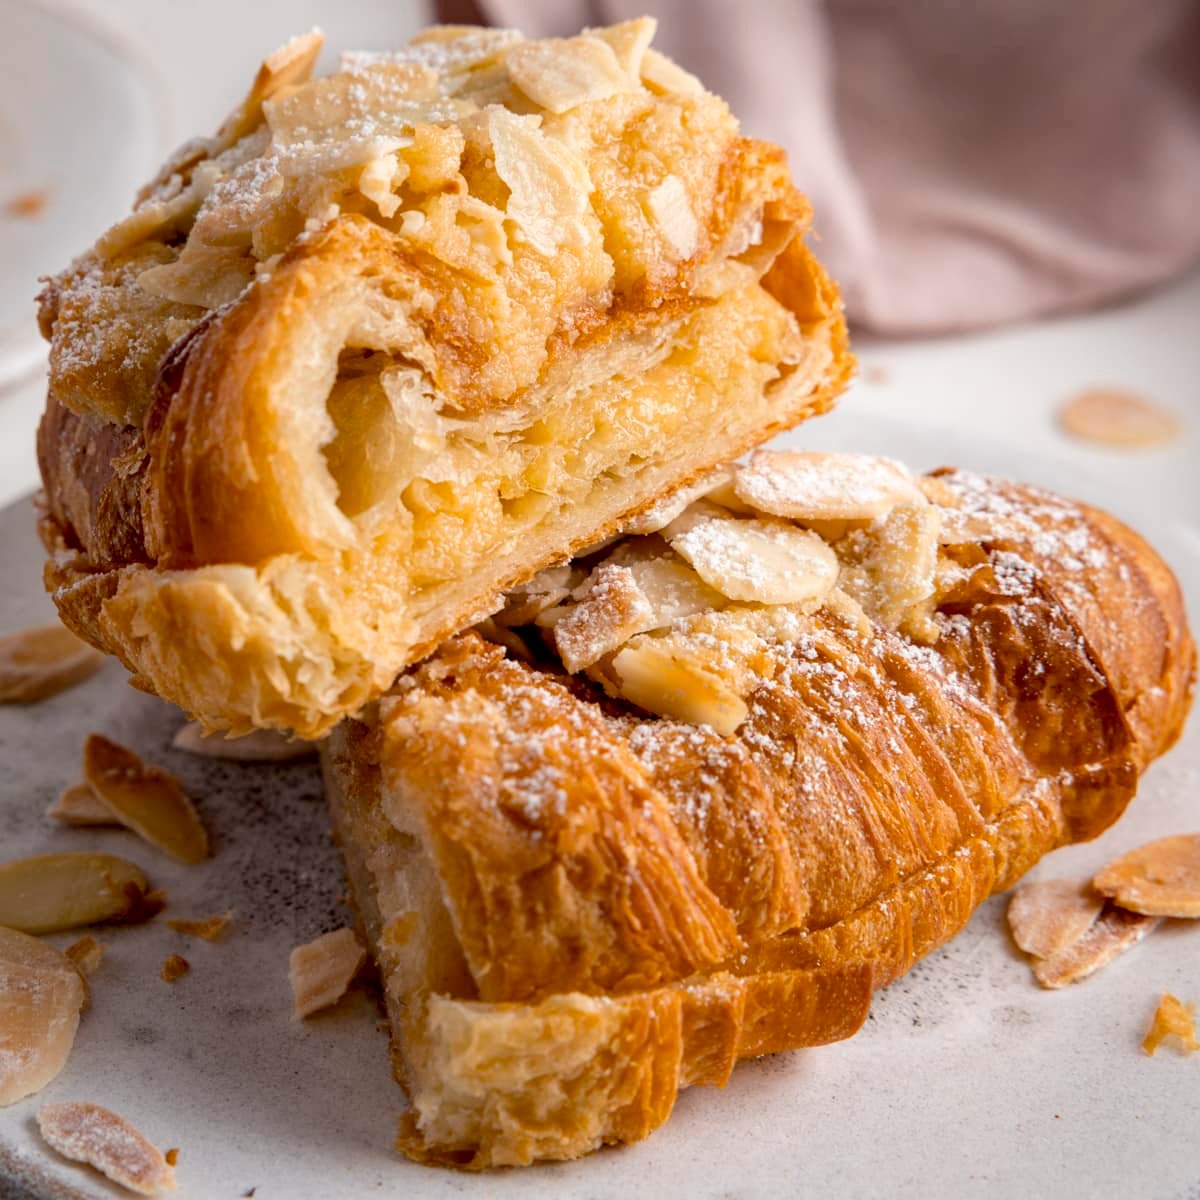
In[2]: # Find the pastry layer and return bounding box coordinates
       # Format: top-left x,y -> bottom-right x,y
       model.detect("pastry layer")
323,465 -> 1194,1168
36,21 -> 850,737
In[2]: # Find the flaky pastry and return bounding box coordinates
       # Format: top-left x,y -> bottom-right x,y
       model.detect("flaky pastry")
322,458 -> 1194,1167
36,20 -> 850,737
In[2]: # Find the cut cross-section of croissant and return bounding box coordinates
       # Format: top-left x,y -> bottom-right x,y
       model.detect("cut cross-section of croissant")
36,18 -> 851,738
322,464 -> 1194,1167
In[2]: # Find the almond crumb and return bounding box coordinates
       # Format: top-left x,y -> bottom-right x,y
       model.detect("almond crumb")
166,911 -> 234,942
289,928 -> 365,1019
64,937 -> 105,975
37,1102 -> 177,1194
160,955 -> 189,984
0,623 -> 104,703
1143,994 -> 1199,1056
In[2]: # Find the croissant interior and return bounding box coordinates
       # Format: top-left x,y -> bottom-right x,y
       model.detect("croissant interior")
36,21 -> 850,738
322,457 -> 1194,1168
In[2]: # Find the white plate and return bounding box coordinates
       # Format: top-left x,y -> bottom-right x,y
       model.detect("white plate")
1,285 -> 1198,1195
0,0 -> 161,387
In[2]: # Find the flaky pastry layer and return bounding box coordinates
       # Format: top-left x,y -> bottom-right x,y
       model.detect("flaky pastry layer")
36,20 -> 850,737
322,466 -> 1194,1168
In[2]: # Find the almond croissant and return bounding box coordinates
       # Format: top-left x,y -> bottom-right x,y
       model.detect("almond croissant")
322,458 -> 1194,1168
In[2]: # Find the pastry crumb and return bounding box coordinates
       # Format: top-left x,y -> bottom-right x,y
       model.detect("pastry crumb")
289,928 -> 365,1019
64,936 -> 105,975
1058,387 -> 1181,448
37,1101 -> 177,1194
164,1148 -> 179,1167
166,911 -> 234,942
1143,994 -> 1199,1056
160,954 -> 189,984
5,189 -> 49,218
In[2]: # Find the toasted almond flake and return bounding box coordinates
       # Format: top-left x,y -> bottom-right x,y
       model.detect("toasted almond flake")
505,34 -> 632,113
646,174 -> 698,259
47,782 -> 118,827
1092,834 -> 1200,918
0,854 -> 151,935
290,928 -> 365,1019
553,564 -> 657,673
623,469 -> 733,535
165,911 -> 234,943
587,17 -> 656,75
170,722 -> 316,763
733,450 -> 921,523
160,955 -> 189,984
639,47 -> 704,95
84,736 -> 209,865
0,927 -> 87,1106
217,29 -> 326,148
1007,880 -> 1103,959
64,937 -> 105,976
1059,387 -> 1181,448
37,1102 -> 177,1195
488,108 -> 592,255
608,547 -> 727,626
610,639 -> 748,735
496,565 -> 583,626
667,515 -> 839,606
1031,906 -> 1159,989
1143,994 -> 1199,1056
0,624 -> 104,704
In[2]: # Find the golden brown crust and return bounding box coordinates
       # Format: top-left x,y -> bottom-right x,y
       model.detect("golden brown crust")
37,22 -> 852,737
323,469 -> 1193,1167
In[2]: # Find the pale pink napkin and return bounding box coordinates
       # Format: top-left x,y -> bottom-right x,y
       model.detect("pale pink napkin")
462,0 -> 1200,335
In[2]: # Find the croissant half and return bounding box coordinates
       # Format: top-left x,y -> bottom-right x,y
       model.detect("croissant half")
35,21 -> 850,738
321,459 -> 1193,1168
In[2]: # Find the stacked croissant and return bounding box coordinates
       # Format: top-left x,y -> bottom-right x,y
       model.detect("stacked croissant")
35,19 -> 1194,1170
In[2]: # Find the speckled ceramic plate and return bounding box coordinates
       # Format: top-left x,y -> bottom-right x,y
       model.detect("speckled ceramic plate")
1,314 -> 1198,1195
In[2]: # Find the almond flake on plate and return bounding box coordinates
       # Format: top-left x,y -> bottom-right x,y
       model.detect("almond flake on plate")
1031,906 -> 1159,989
171,722 -> 316,763
1092,834 -> 1200,918
1058,387 -> 1181,448
0,927 -> 87,1106
732,450 -> 921,523
290,928 -> 366,1019
0,853 -> 151,934
1007,880 -> 1104,959
1142,993 -> 1199,1056
47,782 -> 118,826
166,911 -> 235,942
0,623 -> 104,703
84,735 -> 209,864
37,1102 -> 177,1195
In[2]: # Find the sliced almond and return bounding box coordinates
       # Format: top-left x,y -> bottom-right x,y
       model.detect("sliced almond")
170,722 -> 316,763
1007,880 -> 1103,959
667,515 -> 839,606
84,736 -> 209,865
1031,906 -> 1159,989
289,928 -> 366,1020
623,469 -> 733,536
64,936 -> 105,976
1143,993 -> 1199,1056
505,34 -> 632,114
588,17 -> 657,75
0,927 -> 87,1106
37,1102 -> 177,1195
496,564 -> 583,626
165,911 -> 234,943
0,623 -> 104,704
0,853 -> 151,935
1059,387 -> 1181,448
732,450 -> 920,523
1092,834 -> 1200,918
160,954 -> 189,984
608,547 -> 727,626
639,47 -> 704,96
47,782 -> 118,827
610,639 -> 748,735
553,564 -> 656,673
646,174 -> 699,259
